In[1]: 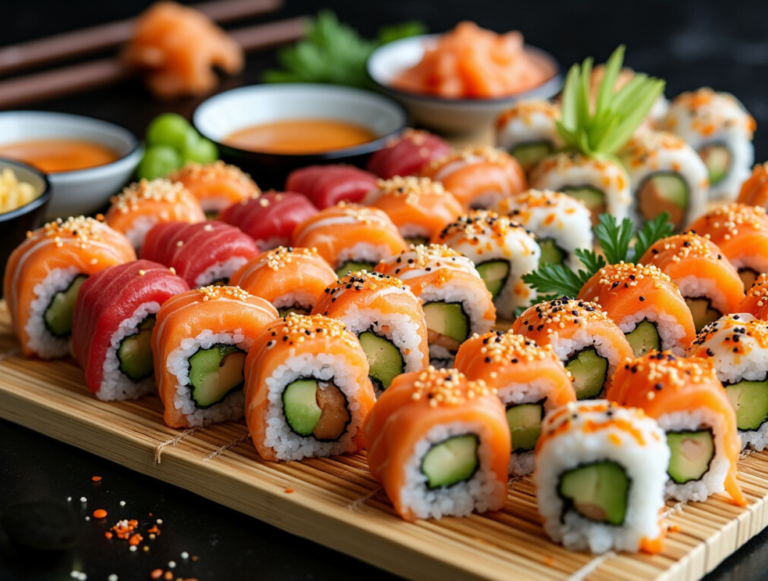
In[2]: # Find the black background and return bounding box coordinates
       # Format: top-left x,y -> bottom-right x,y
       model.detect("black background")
3,1 -> 768,579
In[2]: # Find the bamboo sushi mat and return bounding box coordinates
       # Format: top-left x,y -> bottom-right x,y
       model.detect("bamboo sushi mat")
1,302 -> 768,581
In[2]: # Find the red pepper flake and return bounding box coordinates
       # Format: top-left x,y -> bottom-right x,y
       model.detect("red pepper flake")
129,533 -> 143,546
147,525 -> 160,536
150,570 -> 164,580
93,509 -> 108,519
284,487 -> 295,494
104,532 -> 113,540
91,476 -> 102,482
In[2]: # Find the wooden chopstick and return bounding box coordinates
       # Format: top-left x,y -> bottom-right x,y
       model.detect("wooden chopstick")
0,17 -> 307,110
0,0 -> 284,77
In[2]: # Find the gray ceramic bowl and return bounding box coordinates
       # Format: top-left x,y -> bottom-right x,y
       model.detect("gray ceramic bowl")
367,34 -> 563,134
0,112 -> 142,219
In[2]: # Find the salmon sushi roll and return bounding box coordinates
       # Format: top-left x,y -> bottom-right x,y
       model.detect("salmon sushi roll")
285,165 -> 377,208
737,273 -> 768,320
229,246 -> 337,316
495,100 -> 562,173
456,331 -> 576,475
366,129 -> 451,179
639,232 -> 745,332
220,192 -> 318,252
660,88 -> 755,200
689,203 -> 768,289
420,146 -> 527,209
153,286 -> 278,428
4,217 -> 136,359
490,189 -> 593,269
364,367 -> 510,521
376,244 -> 495,366
245,314 -> 376,461
105,178 -> 205,250
363,176 -> 463,245
690,314 -> 768,450
512,298 -> 634,400
737,162 -> 768,210
71,260 -> 189,400
167,161 -> 259,216
140,221 -> 259,288
578,263 -> 696,357
529,152 -> 631,227
608,351 -> 745,505
312,271 -> 428,394
534,401 -> 669,554
292,203 -> 408,277
619,131 -> 709,230
433,210 -> 540,320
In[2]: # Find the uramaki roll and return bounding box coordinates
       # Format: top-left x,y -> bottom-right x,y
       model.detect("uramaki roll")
167,161 -> 259,215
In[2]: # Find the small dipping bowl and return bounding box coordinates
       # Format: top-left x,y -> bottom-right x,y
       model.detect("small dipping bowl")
367,34 -> 563,134
193,84 -> 408,189
0,112 -> 143,219
0,158 -> 51,285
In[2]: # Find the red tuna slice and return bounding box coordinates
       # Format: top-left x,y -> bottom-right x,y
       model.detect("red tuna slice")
366,130 -> 451,179
285,165 -> 377,208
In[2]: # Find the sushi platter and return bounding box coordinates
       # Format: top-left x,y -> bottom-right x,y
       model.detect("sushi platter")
1,300 -> 768,581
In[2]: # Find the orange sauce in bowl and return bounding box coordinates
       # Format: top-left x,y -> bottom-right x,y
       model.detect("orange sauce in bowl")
0,139 -> 120,174
225,119 -> 377,155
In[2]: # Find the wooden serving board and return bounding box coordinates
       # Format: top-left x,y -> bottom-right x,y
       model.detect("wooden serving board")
1,302 -> 768,581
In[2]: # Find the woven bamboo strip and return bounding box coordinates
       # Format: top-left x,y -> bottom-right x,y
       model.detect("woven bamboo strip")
1,303 -> 768,580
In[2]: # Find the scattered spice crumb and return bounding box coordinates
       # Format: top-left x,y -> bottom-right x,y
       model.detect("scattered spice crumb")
85,517 -> 90,521
91,476 -> 102,482
181,552 -> 189,559
284,487 -> 295,494
164,572 -> 173,581
156,519 -> 163,525
150,570 -> 163,580
168,561 -> 176,568
67,497 -> 72,501
129,546 -> 137,552
80,497 -> 87,503
148,525 -> 160,536
129,534 -> 143,546
120,501 -> 126,507
93,509 -> 108,519
108,575 -> 118,581
191,556 -> 198,562
143,546 -> 150,552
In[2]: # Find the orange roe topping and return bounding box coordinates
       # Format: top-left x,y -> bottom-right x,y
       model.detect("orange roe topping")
435,210 -> 527,243
93,509 -> 108,519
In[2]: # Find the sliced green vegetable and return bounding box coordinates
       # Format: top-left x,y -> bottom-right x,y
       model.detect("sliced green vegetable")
421,434 -> 479,489
44,275 -> 88,338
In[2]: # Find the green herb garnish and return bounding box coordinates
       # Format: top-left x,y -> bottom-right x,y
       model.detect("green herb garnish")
557,46 -> 666,159
522,212 -> 672,300
262,11 -> 426,89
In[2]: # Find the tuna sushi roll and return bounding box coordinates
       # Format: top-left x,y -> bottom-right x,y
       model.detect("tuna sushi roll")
619,131 -> 709,230
71,260 -> 189,400
153,286 -> 278,428
313,271 -> 428,394
660,88 -> 755,200
244,314 -> 376,461
376,244 -> 495,367
455,331 -> 576,475
737,162 -> 768,210
578,263 -> 696,357
512,298 -> 634,400
689,203 -> 768,289
529,153 -> 631,227
433,210 -> 540,320
608,351 -> 745,505
495,100 -> 562,173
219,192 -> 318,251
167,161 -> 259,216
140,221 -> 259,288
738,273 -> 768,320
420,146 -> 527,209
366,129 -> 451,179
292,203 -> 408,277
105,178 -> 205,250
229,246 -> 337,316
363,177 -> 463,245
490,189 -> 593,269
534,400 -> 669,553
364,367 -> 510,521
4,217 -> 136,359
285,165 -> 377,208
690,314 -> 768,450
639,232 -> 745,332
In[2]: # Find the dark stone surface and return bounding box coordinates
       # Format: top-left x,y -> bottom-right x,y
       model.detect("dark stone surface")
3,1 -> 768,579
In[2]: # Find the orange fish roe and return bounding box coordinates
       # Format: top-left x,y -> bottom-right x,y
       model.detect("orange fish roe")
91,476 -> 102,482
150,570 -> 164,580
195,285 -> 251,302
93,509 -> 108,519
410,366 -> 495,407
496,100 -> 560,130
434,210 -> 525,244
264,313 -> 352,350
258,246 -> 322,272
109,179 -> 192,214
691,313 -> 768,353
109,519 -> 140,540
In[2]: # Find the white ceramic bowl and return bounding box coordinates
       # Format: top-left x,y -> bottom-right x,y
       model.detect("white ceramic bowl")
0,112 -> 142,219
367,34 -> 563,134
193,83 -> 408,188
